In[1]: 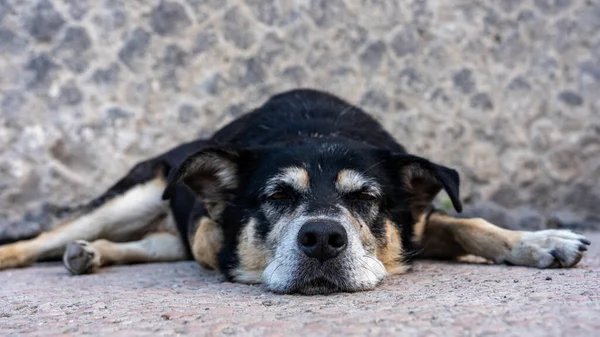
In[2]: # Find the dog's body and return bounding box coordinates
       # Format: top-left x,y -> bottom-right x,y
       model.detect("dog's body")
0,89 -> 590,294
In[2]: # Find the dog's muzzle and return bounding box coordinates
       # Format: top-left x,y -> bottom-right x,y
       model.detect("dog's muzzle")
263,216 -> 387,294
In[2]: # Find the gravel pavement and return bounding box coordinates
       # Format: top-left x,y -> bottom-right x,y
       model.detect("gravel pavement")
1,233 -> 599,336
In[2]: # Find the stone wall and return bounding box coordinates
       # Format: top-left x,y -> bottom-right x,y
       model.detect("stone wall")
1,0 -> 599,239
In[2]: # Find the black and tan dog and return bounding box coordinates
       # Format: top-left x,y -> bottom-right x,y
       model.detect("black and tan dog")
0,89 -> 590,294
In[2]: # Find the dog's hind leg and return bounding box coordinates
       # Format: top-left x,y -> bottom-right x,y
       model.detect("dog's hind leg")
0,160 -> 169,270
415,210 -> 591,268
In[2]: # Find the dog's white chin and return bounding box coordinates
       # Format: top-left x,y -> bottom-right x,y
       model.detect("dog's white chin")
262,253 -> 387,294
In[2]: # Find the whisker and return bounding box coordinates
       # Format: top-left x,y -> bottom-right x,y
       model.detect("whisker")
363,254 -> 381,264
357,256 -> 379,280
403,247 -> 424,259
360,160 -> 386,175
267,257 -> 285,281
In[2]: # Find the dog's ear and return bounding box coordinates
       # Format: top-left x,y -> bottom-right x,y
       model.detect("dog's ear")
162,148 -> 253,215
393,154 -> 462,215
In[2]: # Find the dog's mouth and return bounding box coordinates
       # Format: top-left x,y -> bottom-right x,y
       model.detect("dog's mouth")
291,276 -> 341,295
266,261 -> 349,295
265,256 -> 386,295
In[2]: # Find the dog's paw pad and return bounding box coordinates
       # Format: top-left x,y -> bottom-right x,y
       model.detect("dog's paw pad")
63,240 -> 100,275
513,230 -> 590,268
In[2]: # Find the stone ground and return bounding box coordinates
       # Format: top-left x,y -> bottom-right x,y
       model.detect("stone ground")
0,234 -> 598,336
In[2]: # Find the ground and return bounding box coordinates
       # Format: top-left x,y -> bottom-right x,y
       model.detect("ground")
1,233 -> 598,336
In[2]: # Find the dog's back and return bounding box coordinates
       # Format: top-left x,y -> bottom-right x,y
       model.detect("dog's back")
210,89 -> 406,153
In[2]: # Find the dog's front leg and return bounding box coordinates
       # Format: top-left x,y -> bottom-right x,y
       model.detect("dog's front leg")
415,210 -> 590,268
63,231 -> 189,275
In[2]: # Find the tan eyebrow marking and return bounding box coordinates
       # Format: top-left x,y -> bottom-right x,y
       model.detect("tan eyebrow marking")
336,169 -> 378,194
267,166 -> 310,193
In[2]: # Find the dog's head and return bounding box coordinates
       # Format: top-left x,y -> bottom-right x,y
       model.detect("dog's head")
164,141 -> 461,294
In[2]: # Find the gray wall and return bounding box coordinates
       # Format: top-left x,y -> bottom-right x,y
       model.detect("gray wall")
1,0 -> 599,239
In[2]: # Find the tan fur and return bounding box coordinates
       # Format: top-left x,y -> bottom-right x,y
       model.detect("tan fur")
337,169 -> 362,192
340,207 -> 378,252
270,167 -> 310,192
0,244 -> 31,269
337,169 -> 347,183
413,213 -> 427,244
190,217 -> 223,271
358,220 -> 378,253
0,177 -> 168,270
336,169 -> 376,194
0,215 -> 86,269
290,167 -> 310,191
376,219 -> 408,274
419,213 -> 588,268
419,213 -> 522,261
231,218 -> 270,283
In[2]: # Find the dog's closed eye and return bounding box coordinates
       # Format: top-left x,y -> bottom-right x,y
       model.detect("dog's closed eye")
261,186 -> 299,203
346,191 -> 378,201
267,191 -> 291,200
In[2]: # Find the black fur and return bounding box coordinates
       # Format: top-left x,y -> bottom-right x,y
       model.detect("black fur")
159,89 -> 462,279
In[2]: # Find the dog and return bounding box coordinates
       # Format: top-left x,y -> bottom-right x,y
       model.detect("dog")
0,89 -> 590,294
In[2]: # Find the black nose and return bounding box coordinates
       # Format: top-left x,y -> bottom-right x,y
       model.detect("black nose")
297,221 -> 348,262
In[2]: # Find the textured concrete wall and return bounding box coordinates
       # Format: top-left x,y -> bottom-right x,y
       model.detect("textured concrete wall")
1,0 -> 599,238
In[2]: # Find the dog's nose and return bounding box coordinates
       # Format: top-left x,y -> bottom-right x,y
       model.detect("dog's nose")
297,221 -> 348,262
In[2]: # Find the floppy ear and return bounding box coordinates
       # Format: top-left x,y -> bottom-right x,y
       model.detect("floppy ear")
393,154 -> 462,216
162,148 -> 251,217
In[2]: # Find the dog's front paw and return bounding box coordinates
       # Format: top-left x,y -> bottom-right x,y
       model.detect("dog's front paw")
507,230 -> 590,268
63,240 -> 100,275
